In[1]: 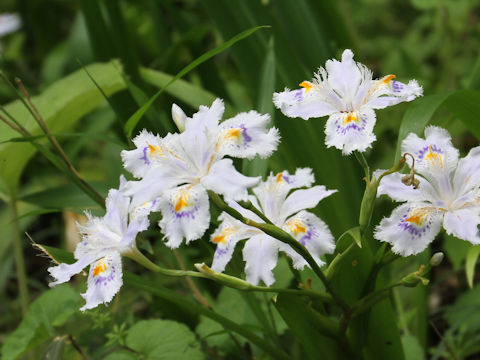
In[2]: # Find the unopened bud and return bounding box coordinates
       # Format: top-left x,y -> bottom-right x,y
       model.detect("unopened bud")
171,103 -> 187,132
430,252 -> 444,267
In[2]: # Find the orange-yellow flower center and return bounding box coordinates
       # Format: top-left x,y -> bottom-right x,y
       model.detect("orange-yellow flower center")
425,145 -> 443,167
212,227 -> 235,244
299,81 -> 313,93
174,190 -> 190,212
383,74 -> 396,84
342,112 -> 358,124
405,209 -> 428,226
276,173 -> 284,183
93,259 -> 107,276
287,220 -> 307,236
148,144 -> 163,156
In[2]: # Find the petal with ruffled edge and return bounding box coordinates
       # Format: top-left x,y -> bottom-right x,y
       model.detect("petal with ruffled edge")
443,208 -> 480,244
401,126 -> 459,178
272,86 -> 338,120
325,107 -> 376,155
374,202 -> 443,256
80,252 -> 123,311
280,186 -> 337,221
325,49 -> 363,101
376,172 -> 436,203
158,184 -> 210,248
365,78 -> 423,110
121,166 -> 186,209
103,188 -> 130,236
120,130 -> 165,178
217,111 -> 280,159
281,210 -> 335,269
211,213 -> 261,272
48,255 -> 94,287
453,146 -> 480,197
202,158 -> 259,201
243,234 -> 279,286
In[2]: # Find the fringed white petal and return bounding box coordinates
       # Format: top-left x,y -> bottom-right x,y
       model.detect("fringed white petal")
210,213 -> 260,272
243,234 -> 279,286
374,202 -> 443,256
120,130 -> 165,178
80,252 -> 123,311
48,256 -> 93,287
280,186 -> 337,221
201,158 -> 259,201
273,87 -> 337,120
443,208 -> 480,245
281,211 -> 335,269
377,172 -> 432,203
158,184 -> 210,248
218,111 -> 280,159
453,146 -> 480,197
325,107 -> 376,155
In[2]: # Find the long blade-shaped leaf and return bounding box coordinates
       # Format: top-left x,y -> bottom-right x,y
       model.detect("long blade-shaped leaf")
124,25 -> 270,136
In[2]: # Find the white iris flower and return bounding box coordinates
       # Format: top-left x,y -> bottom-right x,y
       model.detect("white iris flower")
210,168 -> 336,286
273,49 -> 422,155
375,126 -> 480,256
47,177 -> 156,311
121,99 -> 280,248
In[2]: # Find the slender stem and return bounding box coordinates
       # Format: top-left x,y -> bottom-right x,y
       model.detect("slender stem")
238,200 -> 273,224
9,193 -> 29,316
354,151 -> 370,181
125,247 -> 332,302
351,282 -> 403,316
208,191 -> 349,311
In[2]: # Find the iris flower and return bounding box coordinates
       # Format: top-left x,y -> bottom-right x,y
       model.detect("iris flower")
210,168 -> 336,286
48,178 -> 155,311
121,99 -> 280,248
273,49 -> 422,155
375,126 -> 480,256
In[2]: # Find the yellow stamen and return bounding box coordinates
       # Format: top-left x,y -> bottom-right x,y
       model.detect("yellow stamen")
425,145 -> 443,167
405,209 -> 428,226
287,220 -> 306,236
276,173 -> 283,182
342,112 -> 358,124
212,227 -> 235,244
148,144 -> 163,155
174,190 -> 190,212
383,74 -> 396,84
93,259 -> 107,276
225,128 -> 241,141
299,81 -> 313,93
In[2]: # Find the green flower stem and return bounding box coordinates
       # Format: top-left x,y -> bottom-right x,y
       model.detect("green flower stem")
124,272 -> 290,360
354,151 -> 370,181
126,247 -> 333,302
351,282 -> 403,316
208,191 -> 349,311
9,194 -> 29,316
324,242 -> 355,281
238,200 -> 273,224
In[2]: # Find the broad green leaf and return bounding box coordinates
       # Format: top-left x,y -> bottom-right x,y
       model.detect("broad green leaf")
0,61 -> 126,195
444,90 -> 480,140
124,320 -> 203,360
19,182 -> 112,210
401,334 -> 425,360
465,245 -> 480,288
338,226 -> 363,248
124,25 -> 270,136
443,235 -> 471,270
395,93 -> 450,161
2,285 -> 82,360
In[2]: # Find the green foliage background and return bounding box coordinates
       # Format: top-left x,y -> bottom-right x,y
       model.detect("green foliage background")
1,0 -> 480,359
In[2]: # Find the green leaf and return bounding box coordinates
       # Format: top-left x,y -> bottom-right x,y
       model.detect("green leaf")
2,285 -> 82,360
465,245 -> 480,288
0,61 -> 126,194
401,334 -> 425,360
338,226 -> 362,249
395,93 -> 450,161
274,293 -> 340,360
124,320 -> 204,360
124,25 -> 270,136
140,67 -> 218,112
